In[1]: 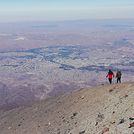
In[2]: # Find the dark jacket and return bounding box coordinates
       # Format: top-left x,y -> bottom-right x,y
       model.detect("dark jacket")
116,71 -> 122,78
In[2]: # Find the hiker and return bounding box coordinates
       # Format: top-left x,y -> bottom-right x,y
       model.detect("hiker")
116,70 -> 122,83
106,69 -> 114,84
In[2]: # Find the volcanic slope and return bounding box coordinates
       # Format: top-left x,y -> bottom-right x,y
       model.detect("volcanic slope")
0,82 -> 134,134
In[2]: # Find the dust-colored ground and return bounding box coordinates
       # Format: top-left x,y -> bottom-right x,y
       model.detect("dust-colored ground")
0,82 -> 134,134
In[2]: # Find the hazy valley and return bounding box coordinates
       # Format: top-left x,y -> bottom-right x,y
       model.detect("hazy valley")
0,19 -> 134,110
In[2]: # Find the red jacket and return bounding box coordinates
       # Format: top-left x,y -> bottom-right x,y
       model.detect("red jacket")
106,71 -> 114,79
107,74 -> 114,79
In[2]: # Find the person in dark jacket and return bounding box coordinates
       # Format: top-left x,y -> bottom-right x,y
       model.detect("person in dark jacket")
106,69 -> 114,84
116,70 -> 122,83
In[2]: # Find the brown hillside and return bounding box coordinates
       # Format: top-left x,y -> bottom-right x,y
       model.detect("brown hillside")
0,82 -> 134,134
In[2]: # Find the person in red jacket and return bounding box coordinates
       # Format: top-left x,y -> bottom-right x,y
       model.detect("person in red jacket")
106,69 -> 114,84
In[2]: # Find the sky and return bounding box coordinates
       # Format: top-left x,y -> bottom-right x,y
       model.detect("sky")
0,0 -> 134,22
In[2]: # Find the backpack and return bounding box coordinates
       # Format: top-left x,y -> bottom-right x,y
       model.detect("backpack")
116,71 -> 121,78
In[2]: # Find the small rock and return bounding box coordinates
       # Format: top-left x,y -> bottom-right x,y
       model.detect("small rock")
129,117 -> 134,121
109,89 -> 114,92
71,112 -> 78,119
8,127 -> 12,130
95,122 -> 98,126
73,112 -> 78,117
63,119 -> 66,122
101,127 -> 109,134
110,121 -> 115,124
79,130 -> 85,134
57,128 -> 60,134
118,118 -> 125,124
81,96 -> 85,99
124,94 -> 128,98
96,113 -> 104,122
62,116 -> 65,119
112,111 -> 115,114
129,122 -> 134,128
18,124 -> 21,127
66,121 -> 69,124
67,129 -> 71,133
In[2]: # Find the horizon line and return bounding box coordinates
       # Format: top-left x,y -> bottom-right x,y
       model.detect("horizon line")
0,18 -> 134,23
